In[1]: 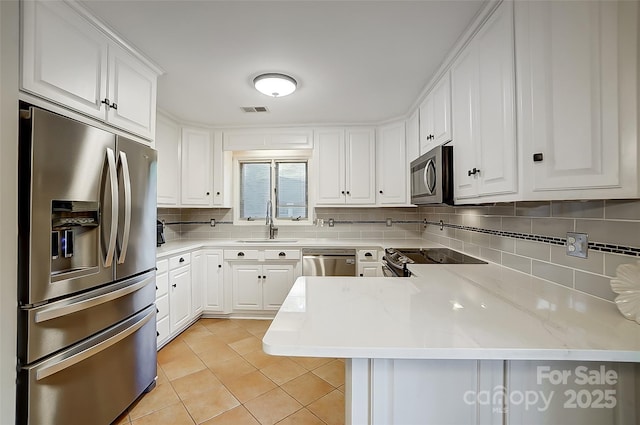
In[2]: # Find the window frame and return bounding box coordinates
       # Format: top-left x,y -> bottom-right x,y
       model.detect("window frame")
233,152 -> 313,226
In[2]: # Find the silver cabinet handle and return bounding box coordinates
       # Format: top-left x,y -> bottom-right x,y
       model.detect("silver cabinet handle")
36,309 -> 154,381
117,151 -> 132,264
104,148 -> 118,267
35,275 -> 153,323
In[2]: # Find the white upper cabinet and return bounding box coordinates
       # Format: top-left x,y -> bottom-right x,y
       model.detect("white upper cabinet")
20,1 -> 160,140
156,115 -> 181,206
376,122 -> 407,205
223,128 -> 313,151
419,73 -> 452,154
451,0 -> 517,202
21,1 -> 108,119
516,0 -> 639,199
315,128 -> 376,205
181,128 -> 213,206
346,129 -> 376,205
212,131 -> 233,208
315,129 -> 346,204
106,44 -> 158,140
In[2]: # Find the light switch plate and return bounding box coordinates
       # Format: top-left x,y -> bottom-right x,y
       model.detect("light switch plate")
386,218 -> 393,227
566,232 -> 588,258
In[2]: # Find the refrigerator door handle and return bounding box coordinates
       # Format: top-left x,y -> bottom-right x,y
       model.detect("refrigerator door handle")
117,151 -> 132,264
35,308 -> 154,381
105,148 -> 119,267
34,274 -> 153,323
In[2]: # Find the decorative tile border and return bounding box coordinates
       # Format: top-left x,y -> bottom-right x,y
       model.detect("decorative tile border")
425,221 -> 640,257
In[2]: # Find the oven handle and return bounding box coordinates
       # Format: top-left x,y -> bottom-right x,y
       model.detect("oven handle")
35,308 -> 154,381
34,275 -> 153,323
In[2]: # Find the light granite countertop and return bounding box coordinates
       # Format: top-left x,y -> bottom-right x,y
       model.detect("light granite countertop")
262,263 -> 640,362
155,238 -> 434,258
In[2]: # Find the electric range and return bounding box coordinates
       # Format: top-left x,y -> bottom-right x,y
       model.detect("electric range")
382,247 -> 487,277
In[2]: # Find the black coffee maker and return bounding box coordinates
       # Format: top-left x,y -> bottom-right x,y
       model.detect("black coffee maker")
156,220 -> 165,247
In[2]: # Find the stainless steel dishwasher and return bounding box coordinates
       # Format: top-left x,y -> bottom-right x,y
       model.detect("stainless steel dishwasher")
302,248 -> 356,276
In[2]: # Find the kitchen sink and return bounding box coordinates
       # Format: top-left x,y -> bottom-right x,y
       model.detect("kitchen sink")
235,239 -> 298,243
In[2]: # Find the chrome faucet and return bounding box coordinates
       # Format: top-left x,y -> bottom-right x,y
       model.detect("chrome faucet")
266,200 -> 278,239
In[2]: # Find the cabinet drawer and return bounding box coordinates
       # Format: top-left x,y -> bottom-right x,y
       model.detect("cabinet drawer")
156,259 -> 168,274
358,250 -> 379,261
156,273 -> 168,297
169,253 -> 191,269
156,316 -> 170,346
264,250 -> 301,260
155,294 -> 168,321
224,249 -> 259,260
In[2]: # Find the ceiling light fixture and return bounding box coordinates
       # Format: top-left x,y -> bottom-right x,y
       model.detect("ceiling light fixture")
253,73 -> 297,97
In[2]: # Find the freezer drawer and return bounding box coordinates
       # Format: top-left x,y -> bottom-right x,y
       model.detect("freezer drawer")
17,306 -> 157,425
19,271 -> 156,364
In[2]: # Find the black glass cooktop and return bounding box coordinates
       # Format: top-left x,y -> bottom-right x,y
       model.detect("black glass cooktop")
387,248 -> 488,265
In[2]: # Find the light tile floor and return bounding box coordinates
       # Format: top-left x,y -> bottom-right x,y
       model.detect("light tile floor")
112,318 -> 345,425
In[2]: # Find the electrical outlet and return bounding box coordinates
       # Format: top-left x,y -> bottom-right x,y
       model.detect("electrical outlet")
210,219 -> 216,227
328,218 -> 334,227
566,232 -> 588,258
386,218 -> 393,227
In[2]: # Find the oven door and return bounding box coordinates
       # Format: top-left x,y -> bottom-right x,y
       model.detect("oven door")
381,258 -> 410,277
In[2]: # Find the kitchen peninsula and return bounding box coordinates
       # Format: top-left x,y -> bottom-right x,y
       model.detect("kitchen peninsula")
263,262 -> 640,425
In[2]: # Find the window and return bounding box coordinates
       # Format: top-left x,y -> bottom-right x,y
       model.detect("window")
239,159 -> 308,221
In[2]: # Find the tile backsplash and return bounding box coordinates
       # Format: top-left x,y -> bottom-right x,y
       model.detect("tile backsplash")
158,199 -> 640,303
420,200 -> 640,302
157,207 -> 422,242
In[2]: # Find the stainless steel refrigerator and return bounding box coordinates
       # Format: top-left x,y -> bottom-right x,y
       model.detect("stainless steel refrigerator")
17,106 -> 158,425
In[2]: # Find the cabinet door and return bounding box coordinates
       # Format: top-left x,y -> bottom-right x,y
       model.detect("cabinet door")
475,0 -> 517,196
181,128 -> 213,206
419,95 -> 434,154
212,132 -> 232,207
21,1 -> 108,120
358,264 -> 380,277
203,250 -> 224,312
169,265 -> 191,333
262,264 -> 295,311
315,129 -> 346,204
190,251 -> 204,318
431,73 -> 452,146
232,264 -> 262,310
107,43 -> 157,140
452,1 -> 516,201
406,109 -> 420,163
156,115 -> 181,205
451,44 -> 480,199
346,128 -> 376,205
516,1 -> 621,193
377,122 -> 407,205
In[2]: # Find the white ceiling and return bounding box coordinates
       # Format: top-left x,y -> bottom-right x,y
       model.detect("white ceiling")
80,0 -> 486,127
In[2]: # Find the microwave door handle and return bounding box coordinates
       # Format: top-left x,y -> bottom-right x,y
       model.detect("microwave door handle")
35,309 -> 154,381
117,151 -> 132,264
104,148 -> 118,267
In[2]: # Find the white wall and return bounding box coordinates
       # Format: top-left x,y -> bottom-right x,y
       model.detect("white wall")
1,1 -> 19,423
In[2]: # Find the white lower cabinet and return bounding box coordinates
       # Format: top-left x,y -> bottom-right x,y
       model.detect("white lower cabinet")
357,249 -> 381,277
232,263 -> 295,311
169,263 -> 191,334
155,259 -> 169,347
202,250 -> 225,312
191,251 -> 205,317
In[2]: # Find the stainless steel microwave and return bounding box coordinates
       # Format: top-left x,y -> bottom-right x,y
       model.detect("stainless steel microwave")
410,145 -> 453,205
